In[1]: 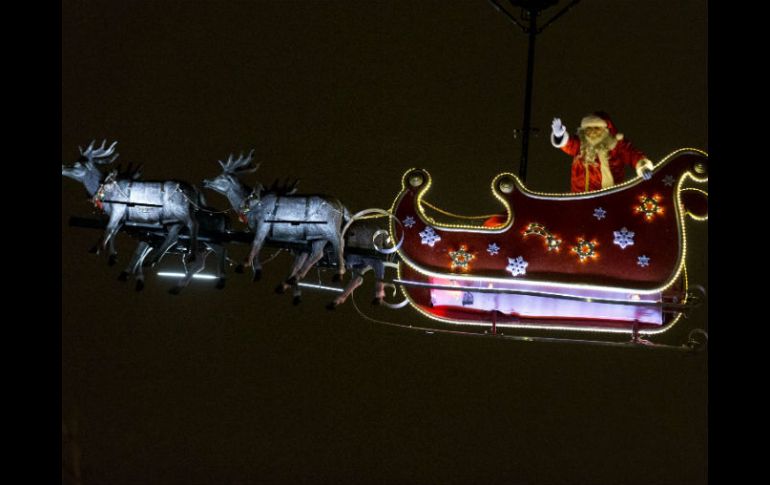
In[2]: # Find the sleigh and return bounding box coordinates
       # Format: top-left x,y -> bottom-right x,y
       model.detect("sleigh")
388,149 -> 708,335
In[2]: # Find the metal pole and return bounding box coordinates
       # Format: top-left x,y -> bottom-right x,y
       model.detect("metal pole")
519,8 -> 538,182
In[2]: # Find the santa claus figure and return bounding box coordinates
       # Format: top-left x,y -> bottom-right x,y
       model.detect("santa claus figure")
551,112 -> 654,193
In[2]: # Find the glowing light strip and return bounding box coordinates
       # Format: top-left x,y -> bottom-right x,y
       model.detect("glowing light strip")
297,282 -> 345,293
156,272 -> 219,280
396,263 -> 689,336
392,278 -> 662,306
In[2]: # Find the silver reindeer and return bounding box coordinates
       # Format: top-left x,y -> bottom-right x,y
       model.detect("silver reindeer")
62,140 -> 201,274
203,150 -> 348,285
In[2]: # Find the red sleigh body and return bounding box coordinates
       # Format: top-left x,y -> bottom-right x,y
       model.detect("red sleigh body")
389,149 -> 708,334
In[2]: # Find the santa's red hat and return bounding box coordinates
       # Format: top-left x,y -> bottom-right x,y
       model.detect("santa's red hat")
580,111 -> 624,140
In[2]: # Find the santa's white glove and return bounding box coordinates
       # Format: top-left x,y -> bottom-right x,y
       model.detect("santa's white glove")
551,117 -> 566,138
635,159 -> 655,180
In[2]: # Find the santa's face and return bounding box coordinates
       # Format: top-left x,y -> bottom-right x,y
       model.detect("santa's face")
583,126 -> 609,146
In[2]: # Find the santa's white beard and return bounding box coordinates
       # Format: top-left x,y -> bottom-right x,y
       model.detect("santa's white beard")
578,130 -> 616,162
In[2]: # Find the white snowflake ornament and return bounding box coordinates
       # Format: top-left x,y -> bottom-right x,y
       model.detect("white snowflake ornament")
506,256 -> 528,277
637,255 -> 650,267
419,226 -> 441,247
487,243 -> 500,256
593,207 -> 607,220
613,227 -> 635,249
402,215 -> 416,228
662,175 -> 675,187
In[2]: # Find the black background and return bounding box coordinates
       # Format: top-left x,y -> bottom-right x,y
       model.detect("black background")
62,1 -> 708,484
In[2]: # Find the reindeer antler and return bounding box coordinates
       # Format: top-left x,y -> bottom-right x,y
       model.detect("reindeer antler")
218,149 -> 258,174
79,139 -> 119,164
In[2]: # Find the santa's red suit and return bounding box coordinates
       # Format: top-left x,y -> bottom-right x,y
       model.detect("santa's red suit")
551,112 -> 653,193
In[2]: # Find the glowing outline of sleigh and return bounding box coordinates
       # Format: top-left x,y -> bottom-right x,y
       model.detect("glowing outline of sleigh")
388,148 -> 708,335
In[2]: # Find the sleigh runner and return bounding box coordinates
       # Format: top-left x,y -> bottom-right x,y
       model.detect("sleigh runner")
388,149 -> 708,334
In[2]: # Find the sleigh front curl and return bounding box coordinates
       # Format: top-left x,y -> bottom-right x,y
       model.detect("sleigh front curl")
389,149 -> 708,335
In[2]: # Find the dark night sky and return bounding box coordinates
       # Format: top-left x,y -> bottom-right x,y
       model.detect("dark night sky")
62,1 -> 708,484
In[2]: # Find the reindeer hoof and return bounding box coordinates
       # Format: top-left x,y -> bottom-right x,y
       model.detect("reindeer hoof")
326,302 -> 338,311
292,295 -> 302,306
252,269 -> 262,282
215,278 -> 226,290
234,264 -> 245,274
108,254 -> 118,266
332,273 -> 343,283
135,280 -> 145,292
168,286 -> 181,296
285,277 -> 297,286
275,284 -> 287,294
117,271 -> 130,282
88,246 -> 98,254
371,297 -> 383,306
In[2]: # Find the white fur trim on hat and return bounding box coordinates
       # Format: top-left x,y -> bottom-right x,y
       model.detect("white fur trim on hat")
580,115 -> 607,129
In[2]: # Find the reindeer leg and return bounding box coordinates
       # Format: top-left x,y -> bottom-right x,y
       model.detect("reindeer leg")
327,272 -> 363,310
102,206 -> 126,265
184,217 -> 199,263
292,280 -> 303,306
134,243 -> 153,292
214,244 -> 226,290
372,262 -> 386,305
331,235 -> 346,282
279,251 -> 309,292
372,279 -> 386,306
107,238 -> 118,266
145,224 -> 181,267
119,241 -> 150,282
296,240 -> 327,282
247,229 -> 269,282
169,247 -> 209,295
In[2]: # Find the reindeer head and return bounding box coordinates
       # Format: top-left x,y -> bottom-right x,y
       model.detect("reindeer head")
203,149 -> 258,196
62,140 -> 119,190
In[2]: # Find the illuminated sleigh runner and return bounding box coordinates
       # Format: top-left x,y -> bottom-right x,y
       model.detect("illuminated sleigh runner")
388,149 -> 708,341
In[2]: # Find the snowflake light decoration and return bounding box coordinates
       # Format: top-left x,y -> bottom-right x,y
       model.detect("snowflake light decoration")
593,207 -> 607,220
449,245 -> 475,271
402,215 -> 416,228
613,227 -> 635,249
635,194 -> 664,221
662,175 -> 675,187
506,256 -> 528,277
419,226 -> 441,247
487,242 -> 500,256
572,239 -> 598,262
637,255 -> 651,267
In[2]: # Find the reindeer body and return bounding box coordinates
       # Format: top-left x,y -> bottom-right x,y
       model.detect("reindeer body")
62,141 -> 200,274
203,150 -> 347,286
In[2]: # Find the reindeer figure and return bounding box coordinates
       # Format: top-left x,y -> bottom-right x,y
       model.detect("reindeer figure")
203,150 -> 348,286
62,140 -> 200,273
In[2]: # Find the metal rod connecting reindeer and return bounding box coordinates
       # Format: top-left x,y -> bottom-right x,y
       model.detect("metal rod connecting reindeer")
203,150 -> 349,287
